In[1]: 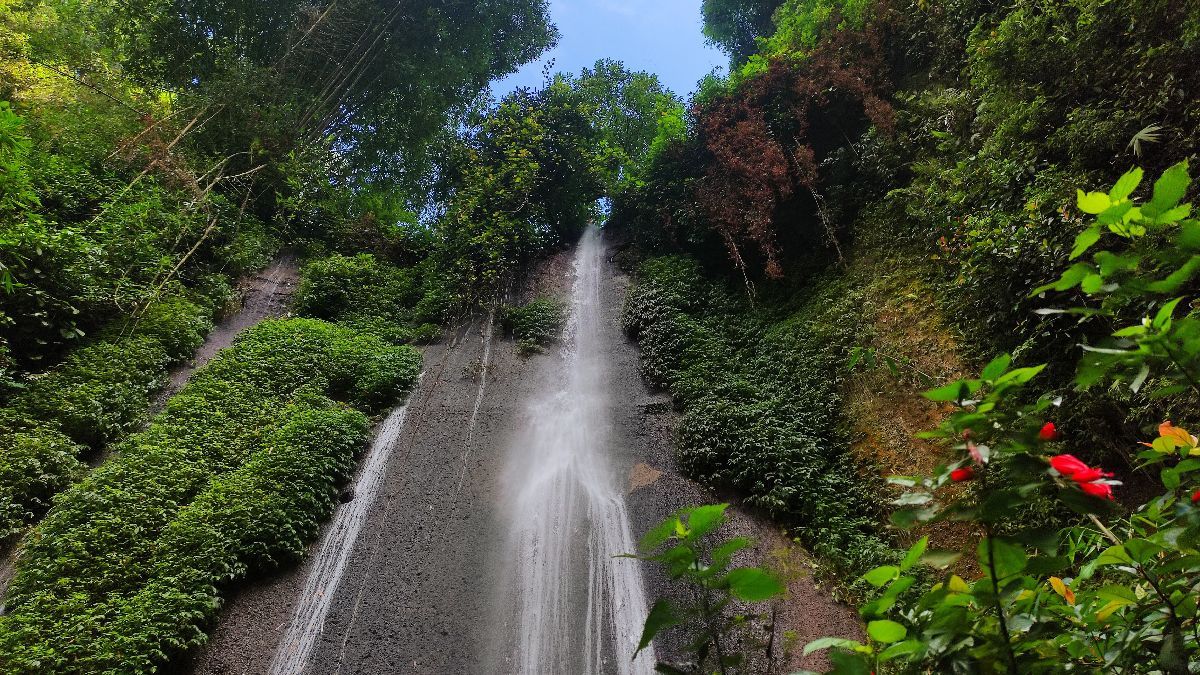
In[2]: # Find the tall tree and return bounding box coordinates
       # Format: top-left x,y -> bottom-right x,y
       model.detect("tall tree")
701,0 -> 784,65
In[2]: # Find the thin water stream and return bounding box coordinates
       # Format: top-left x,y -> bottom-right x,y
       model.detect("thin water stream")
268,397 -> 417,675
502,227 -> 655,674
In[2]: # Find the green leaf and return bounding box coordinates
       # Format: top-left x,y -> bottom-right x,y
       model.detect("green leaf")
923,380 -> 968,402
1095,545 -> 1134,566
803,637 -> 862,656
639,515 -> 680,552
863,565 -> 900,587
979,538 -> 1027,578
710,536 -> 752,569
725,567 -> 783,602
1124,538 -> 1166,564
1146,256 -> 1200,294
980,355 -> 1011,381
1146,160 -> 1191,216
683,504 -> 728,542
920,550 -> 962,569
636,600 -> 682,654
1153,297 -> 1184,329
867,619 -> 908,644
1077,189 -> 1111,214
1031,262 -> 1093,296
829,651 -> 874,674
900,536 -> 929,572
1110,167 -> 1144,201
994,364 -> 1046,386
877,639 -> 924,662
1070,226 -> 1102,260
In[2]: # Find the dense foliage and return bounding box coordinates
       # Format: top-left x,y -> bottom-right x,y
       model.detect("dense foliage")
501,297 -> 564,354
623,256 -> 892,575
0,318 -> 420,672
0,291 -> 220,538
619,0 -> 1200,670
803,165 -> 1200,673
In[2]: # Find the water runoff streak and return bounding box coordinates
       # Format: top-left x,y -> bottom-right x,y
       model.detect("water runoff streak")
503,227 -> 655,674
268,397 -> 416,675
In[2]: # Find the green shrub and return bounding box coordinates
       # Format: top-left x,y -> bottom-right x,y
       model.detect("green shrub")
0,428 -> 85,540
0,318 -> 420,673
0,292 -> 223,537
294,253 -> 422,322
624,256 -> 893,575
501,298 -> 565,353
295,253 -> 451,343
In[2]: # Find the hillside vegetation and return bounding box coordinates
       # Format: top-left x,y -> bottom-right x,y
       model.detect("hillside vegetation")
617,0 -> 1200,672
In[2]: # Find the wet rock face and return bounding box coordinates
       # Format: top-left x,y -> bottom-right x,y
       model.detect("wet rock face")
339,488 -> 355,504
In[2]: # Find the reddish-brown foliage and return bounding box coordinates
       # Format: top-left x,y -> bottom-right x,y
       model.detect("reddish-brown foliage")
694,16 -> 894,279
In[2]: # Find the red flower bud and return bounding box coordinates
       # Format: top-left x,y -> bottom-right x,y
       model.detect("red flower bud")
950,467 -> 976,482
1038,422 -> 1058,441
1049,454 -> 1089,478
1071,467 -> 1113,483
1079,481 -> 1114,500
1050,454 -> 1116,499
1192,489 -> 1200,504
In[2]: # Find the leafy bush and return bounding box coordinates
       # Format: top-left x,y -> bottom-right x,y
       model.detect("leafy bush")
0,318 -> 420,672
501,297 -> 565,353
0,428 -> 84,539
624,256 -> 893,575
295,253 -> 450,335
805,164 -> 1200,672
0,293 -> 220,538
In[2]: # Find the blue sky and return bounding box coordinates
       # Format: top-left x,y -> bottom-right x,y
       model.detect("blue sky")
492,0 -> 727,100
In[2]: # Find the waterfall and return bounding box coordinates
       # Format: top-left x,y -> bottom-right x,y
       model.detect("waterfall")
504,226 -> 655,674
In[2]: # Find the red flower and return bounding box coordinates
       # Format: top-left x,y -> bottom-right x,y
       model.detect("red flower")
1079,481 -> 1114,500
1038,422 -> 1058,441
950,467 -> 976,482
1050,454 -> 1116,500
1192,489 -> 1200,504
1049,454 -> 1089,478
1070,467 -> 1113,483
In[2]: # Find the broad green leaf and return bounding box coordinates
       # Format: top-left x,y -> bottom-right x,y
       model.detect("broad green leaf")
1146,160 -> 1191,216
1124,538 -> 1166,564
900,536 -> 929,572
979,538 -> 1027,578
920,550 -> 962,569
1077,189 -> 1111,214
1146,256 -> 1200,294
980,355 -> 1011,381
923,380 -> 968,402
867,619 -> 908,644
725,567 -> 783,602
684,504 -> 728,542
803,637 -> 862,656
863,565 -> 899,587
639,515 -> 680,552
633,598 -> 681,653
829,651 -> 874,674
1070,225 -> 1102,260
636,600 -> 681,653
994,364 -> 1046,386
1153,297 -> 1183,329
1109,167 -> 1143,201
878,639 -> 924,662
710,536 -> 752,569
1095,545 -> 1134,566
1031,262 -> 1093,296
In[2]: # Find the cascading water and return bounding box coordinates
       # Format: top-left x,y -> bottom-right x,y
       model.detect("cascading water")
267,397 -> 416,675
502,226 -> 655,674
